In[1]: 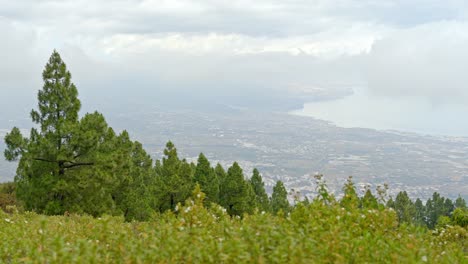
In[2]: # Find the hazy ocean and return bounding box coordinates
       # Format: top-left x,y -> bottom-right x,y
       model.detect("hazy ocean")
290,88 -> 468,137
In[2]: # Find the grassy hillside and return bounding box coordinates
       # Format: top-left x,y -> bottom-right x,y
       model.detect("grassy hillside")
0,189 -> 466,263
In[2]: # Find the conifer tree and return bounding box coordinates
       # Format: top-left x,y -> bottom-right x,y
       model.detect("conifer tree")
394,191 -> 416,224
5,51 -> 100,214
157,141 -> 193,212
386,197 -> 395,209
249,168 -> 270,212
194,153 -> 219,204
112,139 -> 155,221
245,183 -> 256,214
219,162 -> 250,216
360,189 -> 378,209
414,198 -> 426,226
425,192 -> 454,228
340,176 -> 359,209
455,195 -> 467,209
271,180 -> 290,214
214,163 -> 226,186
4,51 -> 151,218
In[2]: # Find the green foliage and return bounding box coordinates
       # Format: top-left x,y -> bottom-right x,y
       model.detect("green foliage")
0,188 -> 465,263
194,153 -> 219,204
425,192 -> 455,229
387,191 -> 465,230
249,168 -> 271,212
414,198 -> 426,226
3,127 -> 27,161
455,195 -> 467,209
214,163 -> 226,184
452,208 -> 468,228
437,215 -> 452,228
156,141 -> 194,212
271,180 -> 290,215
431,225 -> 468,256
0,182 -> 17,212
219,162 -> 251,216
4,51 -> 152,219
111,139 -> 155,221
360,188 -> 379,209
313,174 -> 334,204
0,182 -> 15,195
340,176 -> 359,209
394,191 -> 416,224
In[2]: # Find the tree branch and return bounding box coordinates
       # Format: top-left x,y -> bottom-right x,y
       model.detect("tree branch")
34,158 -> 94,169
62,162 -> 94,169
33,158 -> 57,163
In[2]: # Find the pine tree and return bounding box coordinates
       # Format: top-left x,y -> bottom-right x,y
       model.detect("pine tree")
414,198 -> 426,226
112,139 -> 155,221
455,195 -> 467,209
214,163 -> 226,184
194,153 -> 219,204
4,51 -> 151,218
157,141 -> 193,212
340,176 -> 359,209
245,183 -> 256,214
219,162 -> 250,216
394,191 -> 416,224
271,180 -> 289,214
361,189 -> 378,209
425,192 -> 454,229
386,197 -> 395,209
249,168 -> 270,212
5,51 -> 99,214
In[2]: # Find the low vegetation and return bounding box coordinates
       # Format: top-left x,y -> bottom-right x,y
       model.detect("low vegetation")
0,185 -> 466,263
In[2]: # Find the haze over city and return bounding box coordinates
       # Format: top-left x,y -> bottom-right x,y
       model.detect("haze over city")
1,1 -> 468,135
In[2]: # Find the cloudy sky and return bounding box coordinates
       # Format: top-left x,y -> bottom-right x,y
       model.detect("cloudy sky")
2,0 -> 468,135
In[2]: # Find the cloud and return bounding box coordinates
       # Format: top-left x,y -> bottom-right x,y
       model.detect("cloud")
0,18 -> 41,85
365,20 -> 468,105
1,0 -> 468,115
3,0 -> 461,38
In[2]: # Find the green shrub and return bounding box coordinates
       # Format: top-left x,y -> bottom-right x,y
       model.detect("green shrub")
0,188 -> 465,263
0,182 -> 17,212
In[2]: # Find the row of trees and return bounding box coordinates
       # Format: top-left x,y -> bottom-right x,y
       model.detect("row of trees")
388,191 -> 467,229
3,51 -> 290,221
313,176 -> 467,229
152,143 -> 291,219
336,177 -> 467,229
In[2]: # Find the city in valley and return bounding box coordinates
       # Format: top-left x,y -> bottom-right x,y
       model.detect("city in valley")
3,106 -> 466,201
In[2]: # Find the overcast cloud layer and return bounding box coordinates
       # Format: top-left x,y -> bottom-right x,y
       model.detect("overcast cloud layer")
1,0 -> 468,134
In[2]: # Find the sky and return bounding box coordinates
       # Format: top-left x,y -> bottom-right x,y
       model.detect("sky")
1,0 -> 468,135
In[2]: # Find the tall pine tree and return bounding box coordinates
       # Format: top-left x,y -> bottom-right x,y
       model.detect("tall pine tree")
4,51 -> 151,218
455,195 -> 467,209
219,162 -> 250,216
249,168 -> 270,212
271,180 -> 289,214
5,51 -> 94,214
156,141 -> 193,212
194,153 -> 219,204
394,191 -> 416,224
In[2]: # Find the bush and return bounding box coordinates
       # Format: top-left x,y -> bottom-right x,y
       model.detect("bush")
0,188 -> 466,263
0,182 -> 17,212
